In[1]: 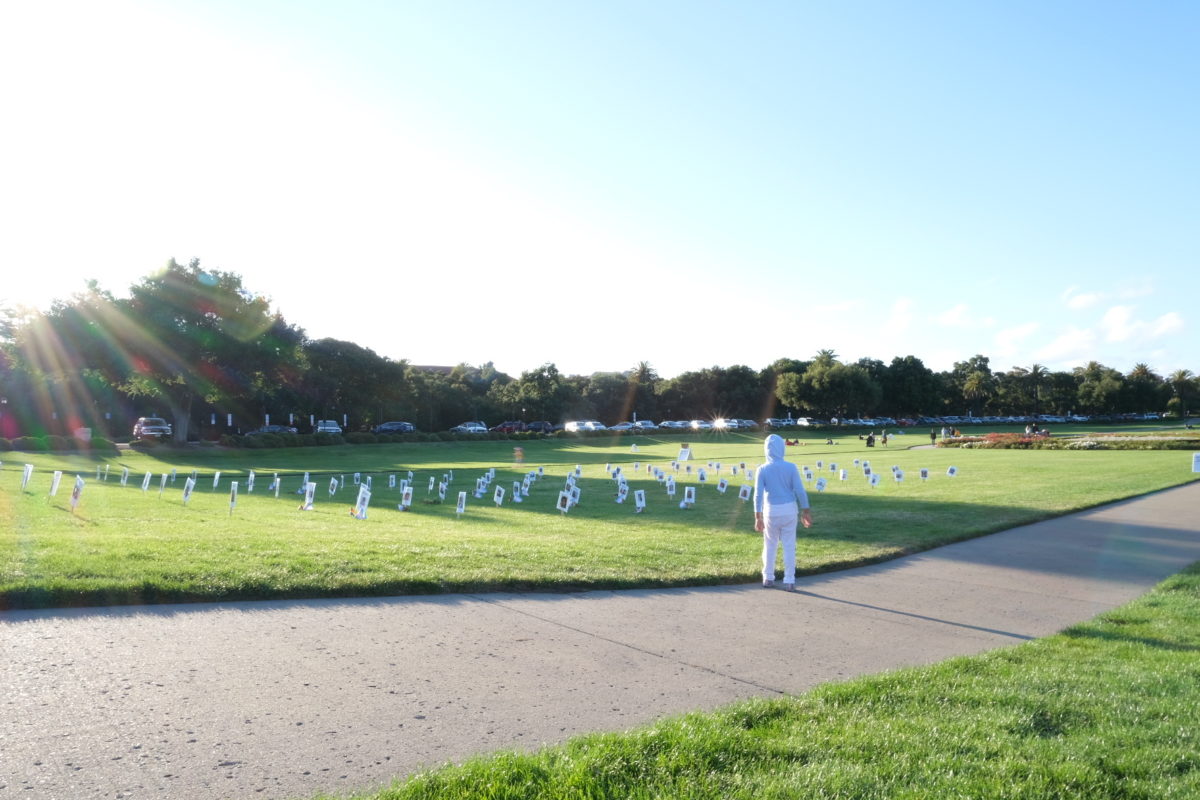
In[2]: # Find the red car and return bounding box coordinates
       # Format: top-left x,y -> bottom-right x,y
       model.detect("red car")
490,421 -> 527,433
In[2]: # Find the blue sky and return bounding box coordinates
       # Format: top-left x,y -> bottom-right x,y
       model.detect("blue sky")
2,0 -> 1195,378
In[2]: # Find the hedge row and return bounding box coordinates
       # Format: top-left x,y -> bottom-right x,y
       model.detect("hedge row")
0,435 -> 120,455
939,433 -> 1200,451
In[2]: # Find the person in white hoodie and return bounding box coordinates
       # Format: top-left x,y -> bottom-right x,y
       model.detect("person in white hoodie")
753,433 -> 813,590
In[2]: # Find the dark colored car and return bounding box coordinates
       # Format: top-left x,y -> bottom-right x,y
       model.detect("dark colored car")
525,421 -> 554,433
372,421 -> 416,434
246,424 -> 298,436
133,416 -> 172,439
491,421 -> 527,433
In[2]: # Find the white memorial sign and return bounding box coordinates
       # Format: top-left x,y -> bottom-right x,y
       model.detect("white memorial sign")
354,485 -> 371,519
50,470 -> 63,496
70,475 -> 84,510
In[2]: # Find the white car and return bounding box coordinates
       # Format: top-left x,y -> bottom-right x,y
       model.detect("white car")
315,419 -> 343,434
689,420 -> 712,430
450,421 -> 488,434
565,420 -> 607,432
609,422 -> 635,432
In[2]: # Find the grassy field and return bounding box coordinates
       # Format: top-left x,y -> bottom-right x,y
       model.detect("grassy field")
2,429 -> 1197,608
346,563 -> 1200,800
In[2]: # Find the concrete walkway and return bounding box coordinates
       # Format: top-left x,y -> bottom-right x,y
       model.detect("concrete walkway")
3,481 -> 1198,800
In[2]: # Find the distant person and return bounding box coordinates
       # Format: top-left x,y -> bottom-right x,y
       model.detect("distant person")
881,430 -> 889,447
866,433 -> 875,447
754,434 -> 812,591
930,428 -> 937,445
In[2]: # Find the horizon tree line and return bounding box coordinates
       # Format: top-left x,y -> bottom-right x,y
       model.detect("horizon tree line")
1,260 -> 1195,442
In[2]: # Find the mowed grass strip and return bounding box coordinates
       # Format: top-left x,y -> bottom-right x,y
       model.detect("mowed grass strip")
2,432 -> 1198,608
334,563 -> 1200,800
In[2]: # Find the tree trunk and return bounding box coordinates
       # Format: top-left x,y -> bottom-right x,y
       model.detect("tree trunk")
168,391 -> 194,444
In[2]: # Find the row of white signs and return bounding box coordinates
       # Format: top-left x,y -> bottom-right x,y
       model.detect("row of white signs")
9,457 -> 964,517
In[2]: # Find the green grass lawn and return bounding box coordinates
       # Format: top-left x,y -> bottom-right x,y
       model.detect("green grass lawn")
3,430 -> 1197,608
351,562 -> 1200,800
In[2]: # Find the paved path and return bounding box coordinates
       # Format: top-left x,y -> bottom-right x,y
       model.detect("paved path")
3,482 -> 1199,800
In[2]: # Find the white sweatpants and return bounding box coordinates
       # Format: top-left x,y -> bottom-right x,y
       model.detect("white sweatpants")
761,504 -> 798,583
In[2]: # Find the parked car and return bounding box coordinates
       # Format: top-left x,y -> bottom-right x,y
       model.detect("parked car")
609,422 -> 636,431
450,421 -> 488,434
565,420 -> 607,432
525,421 -> 555,433
689,420 -> 712,430
133,416 -> 172,440
490,421 -> 526,433
315,419 -> 343,434
632,420 -> 658,432
246,424 -> 298,436
372,421 -> 415,434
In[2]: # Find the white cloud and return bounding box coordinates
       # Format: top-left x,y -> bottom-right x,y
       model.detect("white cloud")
1151,312 -> 1184,337
1061,285 -> 1101,310
993,322 -> 1039,358
887,298 -> 914,332
1101,306 -> 1135,342
1035,328 -> 1096,364
1101,306 -> 1185,343
1067,292 -> 1100,310
937,303 -> 970,326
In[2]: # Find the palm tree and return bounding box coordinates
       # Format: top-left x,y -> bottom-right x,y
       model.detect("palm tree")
1028,363 -> 1049,416
813,349 -> 838,367
1169,369 -> 1196,419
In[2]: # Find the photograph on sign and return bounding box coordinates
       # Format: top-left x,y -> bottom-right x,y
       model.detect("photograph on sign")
683,486 -> 696,504
329,477 -> 339,496
494,486 -> 505,506
70,475 -> 84,509
455,491 -> 467,515
302,482 -> 316,510
947,466 -> 958,477
557,491 -> 571,512
401,486 -> 414,509
182,477 -> 196,505
355,486 -> 371,519
738,484 -> 751,501
816,477 -> 828,492
634,489 -> 646,509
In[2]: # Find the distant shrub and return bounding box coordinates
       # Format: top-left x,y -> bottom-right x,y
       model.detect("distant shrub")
89,437 -> 120,455
313,433 -> 345,446
13,436 -> 48,452
345,432 -> 377,445
0,437 -> 11,451
45,435 -> 72,451
295,433 -> 316,447
242,436 -> 268,449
